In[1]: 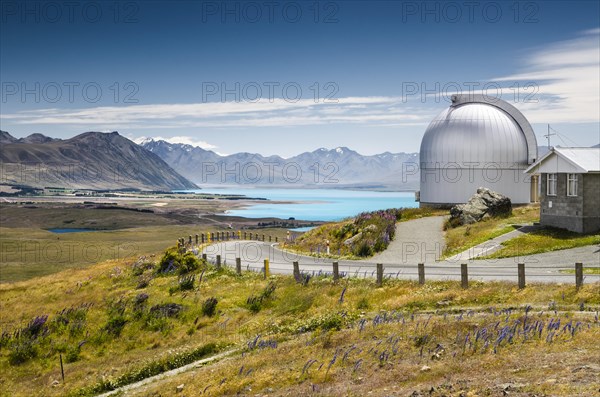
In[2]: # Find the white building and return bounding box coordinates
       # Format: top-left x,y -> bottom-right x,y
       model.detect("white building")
525,147 -> 600,233
419,94 -> 538,206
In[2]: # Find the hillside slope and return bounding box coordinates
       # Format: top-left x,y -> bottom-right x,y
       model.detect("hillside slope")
0,131 -> 197,191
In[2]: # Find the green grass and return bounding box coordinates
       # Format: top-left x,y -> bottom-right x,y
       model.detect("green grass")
443,205 -> 540,258
560,267 -> 600,275
1,244 -> 599,397
482,227 -> 600,259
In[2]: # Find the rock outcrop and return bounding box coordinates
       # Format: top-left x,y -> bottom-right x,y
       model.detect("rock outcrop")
450,188 -> 512,226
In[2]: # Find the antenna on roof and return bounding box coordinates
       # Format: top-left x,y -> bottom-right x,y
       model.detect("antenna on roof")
544,124 -> 557,149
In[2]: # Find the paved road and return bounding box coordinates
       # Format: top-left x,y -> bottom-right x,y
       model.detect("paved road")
202,241 -> 600,284
370,216 -> 446,264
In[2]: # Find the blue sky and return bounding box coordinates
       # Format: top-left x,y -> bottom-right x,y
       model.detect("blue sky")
1,0 -> 599,156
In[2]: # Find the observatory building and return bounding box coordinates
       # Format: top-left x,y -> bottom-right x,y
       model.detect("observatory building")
419,94 -> 538,206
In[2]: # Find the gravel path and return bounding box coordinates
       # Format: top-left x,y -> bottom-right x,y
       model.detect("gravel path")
369,216 -> 446,264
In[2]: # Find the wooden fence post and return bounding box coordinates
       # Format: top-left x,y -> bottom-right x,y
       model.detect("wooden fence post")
59,353 -> 65,382
332,261 -> 339,282
461,263 -> 468,289
376,263 -> 383,287
269,235 -> 272,242
275,236 -> 278,243
264,259 -> 269,278
216,255 -> 221,269
195,234 -> 199,245
518,263 -> 525,289
293,261 -> 300,282
418,263 -> 425,285
236,257 -> 242,275
575,262 -> 583,289
201,234 -> 205,244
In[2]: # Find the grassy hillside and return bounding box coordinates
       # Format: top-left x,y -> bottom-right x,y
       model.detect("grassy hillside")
442,205 -> 540,257
482,227 -> 600,259
1,245 -> 598,397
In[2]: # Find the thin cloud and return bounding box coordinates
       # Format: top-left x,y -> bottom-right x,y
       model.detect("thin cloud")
0,96 -> 433,128
491,28 -> 600,124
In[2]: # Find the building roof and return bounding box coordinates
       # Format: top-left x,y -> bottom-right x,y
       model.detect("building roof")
420,103 -> 529,168
524,147 -> 600,174
449,94 -> 538,164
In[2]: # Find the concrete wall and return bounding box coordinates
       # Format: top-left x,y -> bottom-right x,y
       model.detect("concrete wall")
539,173 -> 599,233
582,174 -> 600,233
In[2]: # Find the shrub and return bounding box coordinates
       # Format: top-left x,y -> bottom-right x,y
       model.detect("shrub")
103,316 -> 127,337
131,260 -> 154,276
22,315 -> 48,339
65,344 -> 82,363
53,304 -> 91,337
246,282 -> 277,313
132,293 -> 149,318
178,274 -> 196,291
157,248 -> 180,274
180,252 -> 200,274
149,303 -> 183,318
202,297 -> 218,317
354,242 -> 373,257
8,339 -> 37,365
157,248 -> 201,275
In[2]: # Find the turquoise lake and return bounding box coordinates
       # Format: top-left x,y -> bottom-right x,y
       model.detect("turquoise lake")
180,188 -> 418,221
48,228 -> 97,234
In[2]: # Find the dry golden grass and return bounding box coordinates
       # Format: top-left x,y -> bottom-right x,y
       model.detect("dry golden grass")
1,247 -> 598,397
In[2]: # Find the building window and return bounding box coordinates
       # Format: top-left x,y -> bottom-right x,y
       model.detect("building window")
567,173 -> 578,196
547,173 -> 557,196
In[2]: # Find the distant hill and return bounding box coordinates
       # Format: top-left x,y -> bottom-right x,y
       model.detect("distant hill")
0,131 -> 197,191
140,139 -> 420,190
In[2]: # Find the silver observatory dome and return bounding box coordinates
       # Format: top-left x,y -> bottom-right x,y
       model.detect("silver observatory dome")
419,94 -> 538,206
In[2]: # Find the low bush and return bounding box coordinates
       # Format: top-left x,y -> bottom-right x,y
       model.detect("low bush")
202,297 -> 218,317
157,247 -> 202,275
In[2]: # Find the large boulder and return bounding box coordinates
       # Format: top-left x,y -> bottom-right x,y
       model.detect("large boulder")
450,188 -> 512,226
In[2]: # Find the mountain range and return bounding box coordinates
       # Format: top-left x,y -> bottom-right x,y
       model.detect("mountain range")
1,130 -> 564,192
140,139 -> 420,190
0,131 -> 197,191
